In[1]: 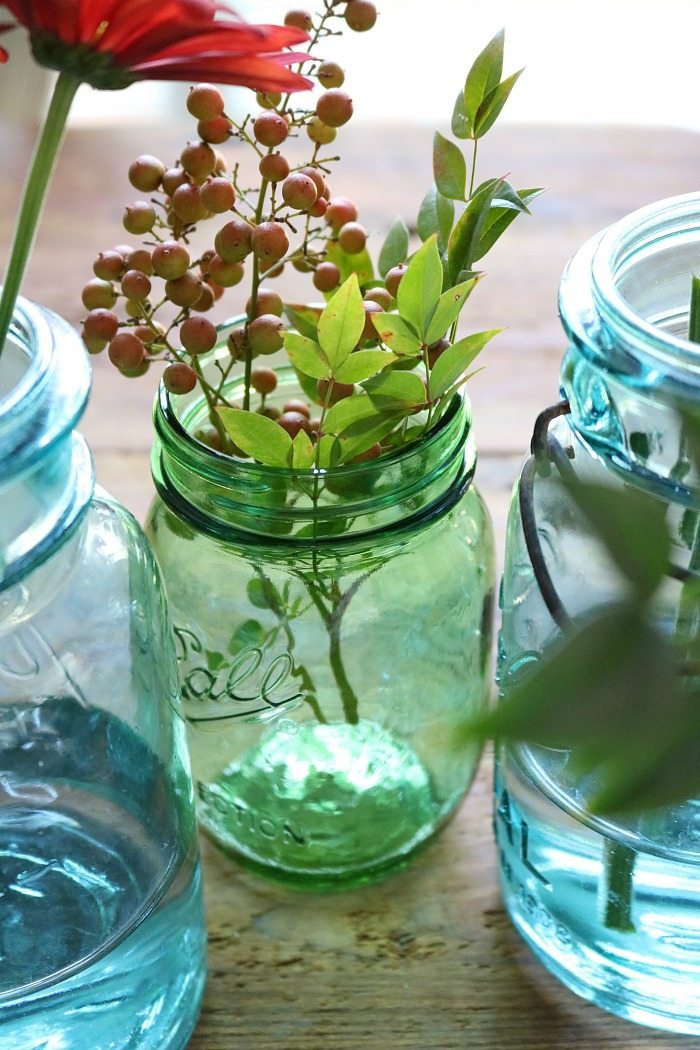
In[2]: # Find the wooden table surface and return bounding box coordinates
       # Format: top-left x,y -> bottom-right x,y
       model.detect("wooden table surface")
3,118 -> 700,1048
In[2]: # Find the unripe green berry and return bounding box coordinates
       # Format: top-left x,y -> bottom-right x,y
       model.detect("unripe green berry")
197,116 -> 232,144
171,183 -> 207,224
253,111 -> 289,147
128,154 -> 165,192
152,241 -> 190,280
313,261 -> 341,292
133,324 -> 162,345
215,219 -> 253,263
284,9 -> 313,30
180,140 -> 216,179
123,299 -> 144,319
162,166 -> 188,196
83,309 -> 119,341
364,286 -> 392,310
93,250 -> 124,281
317,61 -> 344,88
108,331 -> 145,371
316,89 -> 353,128
277,411 -> 310,438
251,222 -> 289,264
281,172 -> 317,211
187,83 -> 225,121
292,254 -> 314,273
180,316 -> 217,354
123,201 -> 156,235
82,332 -> 107,355
247,288 -> 284,318
251,367 -> 278,395
259,152 -> 290,183
121,269 -> 151,300
326,196 -> 358,230
307,117 -> 336,145
255,90 -> 282,109
338,221 -> 367,255
209,255 -> 245,287
82,279 -> 117,310
163,361 -> 198,394
200,176 -> 235,213
165,271 -> 203,308
385,263 -> 408,297
248,314 -> 285,355
345,0 -> 377,31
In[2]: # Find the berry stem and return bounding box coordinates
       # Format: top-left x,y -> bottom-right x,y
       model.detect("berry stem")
0,72 -> 80,354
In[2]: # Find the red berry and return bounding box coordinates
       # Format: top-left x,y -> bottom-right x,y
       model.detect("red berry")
172,183 -> 207,224
278,411 -> 310,438
385,263 -> 408,297
299,166 -> 327,197
152,241 -> 190,280
316,378 -> 354,405
200,176 -> 235,213
162,167 -> 188,196
259,152 -> 290,183
209,255 -> 244,287
284,9 -> 313,30
165,272 -> 203,308
313,262 -> 341,292
361,300 -> 383,341
251,367 -> 278,395
128,155 -> 165,192
83,309 -> 119,341
215,219 -> 253,263
253,112 -> 289,147
338,222 -> 367,255
187,84 -> 225,121
251,222 -> 289,264
180,316 -> 217,354
163,361 -> 198,394
108,332 -> 145,371
125,248 -> 154,275
92,250 -> 124,281
345,0 -> 377,31
427,338 -> 450,367
197,116 -> 232,144
247,314 -> 285,355
310,197 -> 328,218
326,196 -> 358,230
281,173 -> 317,211
283,398 -> 310,418
82,279 -> 117,310
352,442 -> 382,462
193,284 -> 216,312
316,90 -> 353,128
121,269 -> 151,300
364,286 -> 392,310
247,288 -> 284,317
180,141 -> 216,179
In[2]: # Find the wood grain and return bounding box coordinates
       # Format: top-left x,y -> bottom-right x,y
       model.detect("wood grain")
3,120 -> 700,1048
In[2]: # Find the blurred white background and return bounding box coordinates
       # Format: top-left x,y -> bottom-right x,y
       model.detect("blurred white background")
2,0 -> 697,130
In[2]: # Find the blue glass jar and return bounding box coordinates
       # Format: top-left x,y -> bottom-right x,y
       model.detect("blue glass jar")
0,298 -> 206,1049
496,193 -> 700,1033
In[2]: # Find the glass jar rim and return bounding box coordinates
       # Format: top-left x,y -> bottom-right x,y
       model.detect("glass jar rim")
591,191 -> 700,366
0,296 -> 53,422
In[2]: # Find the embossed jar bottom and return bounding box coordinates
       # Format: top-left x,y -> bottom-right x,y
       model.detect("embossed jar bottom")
148,363 -> 494,889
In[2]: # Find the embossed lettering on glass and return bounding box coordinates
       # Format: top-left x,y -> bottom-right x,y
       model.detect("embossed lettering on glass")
0,299 -> 206,1050
147,347 -> 495,889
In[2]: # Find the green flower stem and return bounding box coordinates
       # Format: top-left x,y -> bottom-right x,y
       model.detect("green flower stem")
0,72 -> 80,355
601,839 -> 637,932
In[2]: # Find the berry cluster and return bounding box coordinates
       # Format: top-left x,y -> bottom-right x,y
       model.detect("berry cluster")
81,0 -> 378,449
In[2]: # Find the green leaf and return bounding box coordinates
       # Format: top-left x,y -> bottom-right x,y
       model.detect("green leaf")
316,434 -> 343,468
284,304 -> 321,340
371,312 -> 422,356
425,278 -> 478,345
397,236 -> 444,340
429,329 -> 499,397
206,649 -> 226,672
325,240 -> 374,286
317,274 -> 365,370
417,184 -> 455,253
228,619 -> 266,655
339,415 -> 402,460
474,69 -> 523,138
451,90 -> 472,139
324,393 -> 382,436
464,29 -> 504,130
378,216 -> 410,278
219,408 -> 292,467
284,332 -> 330,380
247,578 -> 275,609
289,429 -> 315,468
335,349 -> 396,384
432,131 -> 467,201
472,187 -> 543,262
446,178 -> 502,285
562,479 -> 671,600
364,369 -> 426,408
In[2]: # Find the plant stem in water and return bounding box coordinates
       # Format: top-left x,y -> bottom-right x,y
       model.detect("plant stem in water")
601,839 -> 637,933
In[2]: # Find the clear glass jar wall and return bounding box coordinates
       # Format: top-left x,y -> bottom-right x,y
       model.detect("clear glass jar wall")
147,350 -> 495,890
0,299 -> 206,1050
496,194 -> 700,1034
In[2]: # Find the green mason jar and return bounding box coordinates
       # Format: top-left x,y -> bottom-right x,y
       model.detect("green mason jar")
146,343 -> 494,889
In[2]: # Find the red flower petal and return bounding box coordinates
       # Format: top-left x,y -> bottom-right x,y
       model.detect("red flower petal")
132,51 -> 313,92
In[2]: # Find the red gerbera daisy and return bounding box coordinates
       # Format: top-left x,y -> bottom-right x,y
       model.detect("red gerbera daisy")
0,0 -> 312,92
